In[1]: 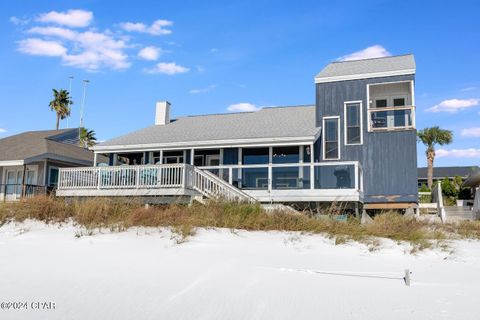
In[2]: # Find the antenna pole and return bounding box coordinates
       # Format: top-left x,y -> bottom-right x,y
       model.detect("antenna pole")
79,79 -> 90,141
67,75 -> 74,128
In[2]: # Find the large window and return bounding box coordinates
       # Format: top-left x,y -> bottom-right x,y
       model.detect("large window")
272,146 -> 299,163
345,102 -> 362,145
242,148 -> 269,164
323,117 -> 340,160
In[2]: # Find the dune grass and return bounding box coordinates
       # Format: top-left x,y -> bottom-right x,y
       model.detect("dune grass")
0,196 -> 478,250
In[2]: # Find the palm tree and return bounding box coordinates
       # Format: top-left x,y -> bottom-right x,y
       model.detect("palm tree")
79,127 -> 97,148
417,126 -> 453,188
49,89 -> 73,130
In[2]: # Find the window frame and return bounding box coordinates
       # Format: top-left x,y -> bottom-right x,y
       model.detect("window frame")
322,116 -> 341,160
343,101 -> 363,146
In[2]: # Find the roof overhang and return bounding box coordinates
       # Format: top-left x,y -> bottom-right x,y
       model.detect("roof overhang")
463,171 -> 480,188
92,135 -> 320,153
24,153 -> 93,166
315,69 -> 415,84
0,160 -> 25,166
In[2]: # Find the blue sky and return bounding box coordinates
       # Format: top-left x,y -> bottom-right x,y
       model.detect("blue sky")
0,0 -> 479,167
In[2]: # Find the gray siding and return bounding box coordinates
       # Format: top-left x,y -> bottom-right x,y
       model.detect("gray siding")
315,75 -> 418,203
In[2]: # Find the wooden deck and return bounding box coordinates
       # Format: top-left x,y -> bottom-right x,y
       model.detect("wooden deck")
56,163 -> 363,203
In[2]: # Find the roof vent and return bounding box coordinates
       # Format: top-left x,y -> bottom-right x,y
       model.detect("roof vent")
155,101 -> 171,125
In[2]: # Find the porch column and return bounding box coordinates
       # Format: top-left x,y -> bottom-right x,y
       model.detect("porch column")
21,164 -> 26,198
190,149 -> 195,165
310,143 -> 314,190
93,153 -> 98,167
268,146 -> 273,192
299,146 -> 304,188
159,150 -> 163,164
237,148 -> 242,184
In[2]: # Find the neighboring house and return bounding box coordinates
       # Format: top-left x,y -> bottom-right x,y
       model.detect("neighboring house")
417,166 -> 479,188
0,129 -> 99,201
57,54 -> 418,210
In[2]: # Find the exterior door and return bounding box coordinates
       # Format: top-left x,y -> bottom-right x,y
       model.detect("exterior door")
5,169 -> 22,200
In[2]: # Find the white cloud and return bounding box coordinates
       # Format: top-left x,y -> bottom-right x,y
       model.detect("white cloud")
28,26 -> 77,40
18,38 -> 67,56
119,19 -> 173,35
461,127 -> 480,138
10,16 -> 30,25
189,84 -> 216,94
338,45 -> 391,61
138,46 -> 161,61
461,87 -> 476,92
427,98 -> 480,113
436,148 -> 480,158
227,103 -> 260,112
36,9 -> 93,28
145,62 -> 189,75
0,128 -> 6,133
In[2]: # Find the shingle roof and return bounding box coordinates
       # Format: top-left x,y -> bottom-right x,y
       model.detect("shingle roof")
0,129 -> 95,164
97,105 -> 319,149
315,54 -> 415,82
417,166 -> 480,180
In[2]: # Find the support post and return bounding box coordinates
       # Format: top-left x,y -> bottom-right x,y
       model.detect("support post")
93,152 -> 98,167
404,269 -> 411,286
21,164 -> 26,198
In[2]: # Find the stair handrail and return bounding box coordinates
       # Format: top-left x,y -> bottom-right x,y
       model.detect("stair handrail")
192,167 -> 256,203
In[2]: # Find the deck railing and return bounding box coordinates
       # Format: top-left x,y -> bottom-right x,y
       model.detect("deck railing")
58,164 -> 188,190
192,167 -> 256,203
199,161 -> 361,192
57,162 -> 362,202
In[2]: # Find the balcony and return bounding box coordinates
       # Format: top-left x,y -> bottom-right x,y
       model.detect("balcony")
367,80 -> 415,132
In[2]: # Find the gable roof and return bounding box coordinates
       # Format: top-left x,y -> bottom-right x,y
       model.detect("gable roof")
417,166 -> 480,180
95,105 -> 319,151
315,54 -> 415,83
0,129 -> 95,164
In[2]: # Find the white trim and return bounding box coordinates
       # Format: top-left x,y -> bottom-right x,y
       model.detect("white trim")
315,69 -> 415,84
0,160 -> 24,166
322,116 -> 341,160
343,101 -> 363,146
91,136 -> 318,153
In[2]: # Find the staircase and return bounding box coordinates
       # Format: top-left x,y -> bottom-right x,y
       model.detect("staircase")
444,206 -> 475,222
191,166 -> 257,203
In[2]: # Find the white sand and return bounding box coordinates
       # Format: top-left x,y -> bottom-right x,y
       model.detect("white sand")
0,220 -> 478,320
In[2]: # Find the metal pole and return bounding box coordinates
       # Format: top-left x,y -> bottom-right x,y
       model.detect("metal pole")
79,79 -> 90,143
67,75 -> 74,128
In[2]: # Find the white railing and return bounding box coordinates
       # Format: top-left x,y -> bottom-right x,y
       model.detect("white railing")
199,161 -> 361,192
58,164 -> 187,190
192,167 -> 256,203
368,105 -> 415,132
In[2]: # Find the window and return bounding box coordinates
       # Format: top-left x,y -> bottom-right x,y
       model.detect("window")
345,102 -> 362,145
272,146 -> 299,163
393,97 -> 406,106
375,99 -> 388,108
48,167 -> 59,187
242,148 -> 269,164
323,117 -> 340,160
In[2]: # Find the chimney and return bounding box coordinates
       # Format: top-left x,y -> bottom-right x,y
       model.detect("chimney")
155,101 -> 171,125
